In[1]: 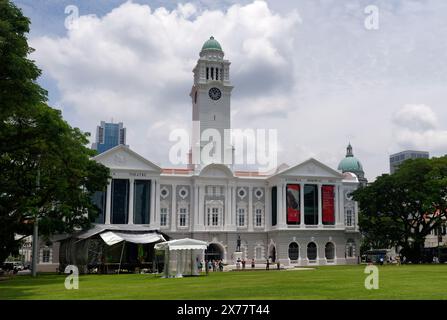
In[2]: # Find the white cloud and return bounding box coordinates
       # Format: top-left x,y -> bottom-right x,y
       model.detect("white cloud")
31,0 -> 301,166
29,0 -> 447,179
393,104 -> 447,152
392,104 -> 438,131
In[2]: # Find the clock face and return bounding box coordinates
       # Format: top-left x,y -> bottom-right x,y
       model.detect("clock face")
208,87 -> 222,101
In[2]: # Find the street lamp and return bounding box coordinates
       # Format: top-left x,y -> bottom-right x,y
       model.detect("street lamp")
31,165 -> 40,277
438,226 -> 442,263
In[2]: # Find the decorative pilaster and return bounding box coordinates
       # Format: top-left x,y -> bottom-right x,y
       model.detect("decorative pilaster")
170,184 -> 177,232
154,178 -> 160,227
318,183 -> 323,227
150,179 -> 156,226
231,185 -> 237,228
128,178 -> 134,224
248,186 -> 253,232
265,184 -> 271,230
300,183 -> 305,226
105,180 -> 112,224
225,184 -> 231,228
199,184 -> 205,227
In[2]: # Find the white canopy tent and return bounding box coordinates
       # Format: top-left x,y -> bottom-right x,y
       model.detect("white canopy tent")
100,231 -> 165,246
154,238 -> 208,278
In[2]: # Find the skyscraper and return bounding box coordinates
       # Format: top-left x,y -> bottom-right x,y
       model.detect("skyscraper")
92,121 -> 127,154
389,150 -> 429,174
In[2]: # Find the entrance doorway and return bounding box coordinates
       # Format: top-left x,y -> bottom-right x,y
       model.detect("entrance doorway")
205,243 -> 223,261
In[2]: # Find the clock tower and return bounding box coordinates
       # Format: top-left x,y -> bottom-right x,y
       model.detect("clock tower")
190,36 -> 233,166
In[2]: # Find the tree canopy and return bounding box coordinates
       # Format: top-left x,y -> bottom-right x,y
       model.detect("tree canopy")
353,156 -> 447,262
0,0 -> 110,263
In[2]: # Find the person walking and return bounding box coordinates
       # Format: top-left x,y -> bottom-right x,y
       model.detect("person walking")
205,260 -> 209,275
242,259 -> 246,270
266,259 -> 270,270
208,260 -> 212,272
251,258 -> 255,269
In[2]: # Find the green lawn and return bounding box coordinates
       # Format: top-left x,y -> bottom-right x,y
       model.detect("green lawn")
1,265 -> 447,300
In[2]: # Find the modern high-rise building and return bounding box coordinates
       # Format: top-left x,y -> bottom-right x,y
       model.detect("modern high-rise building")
92,121 -> 127,154
389,150 -> 429,174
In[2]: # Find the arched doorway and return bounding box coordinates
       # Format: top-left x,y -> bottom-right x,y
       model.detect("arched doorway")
307,242 -> 317,261
205,243 -> 223,261
325,242 -> 335,260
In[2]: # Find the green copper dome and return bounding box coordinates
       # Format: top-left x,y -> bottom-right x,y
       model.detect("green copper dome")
338,156 -> 363,172
202,36 -> 222,51
338,143 -> 364,173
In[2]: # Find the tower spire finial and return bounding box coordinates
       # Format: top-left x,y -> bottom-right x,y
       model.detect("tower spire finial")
346,143 -> 353,157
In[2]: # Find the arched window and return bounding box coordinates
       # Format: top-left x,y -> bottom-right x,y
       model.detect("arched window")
307,242 -> 317,261
288,242 -> 299,261
325,242 -> 335,260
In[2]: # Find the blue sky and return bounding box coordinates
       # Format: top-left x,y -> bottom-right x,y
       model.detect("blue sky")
13,0 -> 447,180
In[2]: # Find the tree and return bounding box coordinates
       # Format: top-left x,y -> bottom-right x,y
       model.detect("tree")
353,156 -> 447,262
0,0 -> 110,263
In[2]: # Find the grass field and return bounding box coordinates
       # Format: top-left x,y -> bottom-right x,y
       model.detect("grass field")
1,265 -> 447,300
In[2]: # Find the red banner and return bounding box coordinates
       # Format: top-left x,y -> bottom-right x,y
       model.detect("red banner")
322,185 -> 335,224
286,184 -> 300,224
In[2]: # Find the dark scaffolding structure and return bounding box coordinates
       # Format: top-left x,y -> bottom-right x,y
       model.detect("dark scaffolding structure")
58,225 -> 168,274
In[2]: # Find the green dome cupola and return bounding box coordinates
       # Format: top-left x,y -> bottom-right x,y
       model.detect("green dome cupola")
338,144 -> 367,185
201,36 -> 222,51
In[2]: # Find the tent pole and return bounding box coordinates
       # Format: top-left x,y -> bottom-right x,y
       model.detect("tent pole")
118,241 -> 125,275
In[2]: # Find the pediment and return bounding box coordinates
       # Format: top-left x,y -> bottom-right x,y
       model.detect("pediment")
93,145 -> 161,173
275,158 -> 343,179
199,164 -> 234,178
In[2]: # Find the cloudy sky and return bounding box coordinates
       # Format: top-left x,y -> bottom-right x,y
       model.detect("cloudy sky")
14,0 -> 447,180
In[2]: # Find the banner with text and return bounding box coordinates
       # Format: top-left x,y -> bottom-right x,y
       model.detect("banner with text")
286,184 -> 300,224
322,185 -> 335,225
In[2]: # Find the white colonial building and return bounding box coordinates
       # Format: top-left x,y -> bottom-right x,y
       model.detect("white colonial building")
84,37 -> 363,267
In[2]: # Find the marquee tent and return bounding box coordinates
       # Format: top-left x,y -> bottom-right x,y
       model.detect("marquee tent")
154,238 -> 207,278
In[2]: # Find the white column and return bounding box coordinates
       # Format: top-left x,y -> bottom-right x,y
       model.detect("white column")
275,184 -> 280,228
300,183 -> 305,226
318,183 -> 323,227
225,185 -> 231,228
354,200 -> 359,231
265,185 -> 271,230
105,180 -> 112,224
335,185 -> 340,226
277,182 -> 286,227
248,186 -> 254,232
231,185 -> 236,228
193,184 -> 199,229
199,184 -> 205,227
128,178 -> 135,224
170,184 -> 177,232
283,183 -> 287,227
150,179 -> 156,226
155,178 -> 160,227
338,185 -> 344,227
